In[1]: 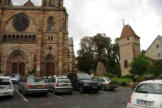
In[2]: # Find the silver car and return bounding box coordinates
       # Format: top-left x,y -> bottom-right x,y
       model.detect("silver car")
19,76 -> 48,96
95,77 -> 118,91
48,75 -> 72,95
0,76 -> 14,97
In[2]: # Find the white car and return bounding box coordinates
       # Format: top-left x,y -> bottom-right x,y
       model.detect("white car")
0,76 -> 14,97
127,80 -> 162,108
48,75 -> 72,95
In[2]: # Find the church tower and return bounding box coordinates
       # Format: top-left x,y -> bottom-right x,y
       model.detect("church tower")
119,25 -> 140,76
42,0 -> 63,8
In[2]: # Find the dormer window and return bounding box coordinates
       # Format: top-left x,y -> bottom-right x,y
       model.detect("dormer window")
156,44 -> 159,48
48,16 -> 54,31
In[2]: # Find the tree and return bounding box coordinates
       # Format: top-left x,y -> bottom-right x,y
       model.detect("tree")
77,37 -> 94,73
77,34 -> 120,76
148,60 -> 162,78
130,54 -> 149,77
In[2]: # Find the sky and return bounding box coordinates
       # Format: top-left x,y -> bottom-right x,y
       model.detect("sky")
12,0 -> 162,55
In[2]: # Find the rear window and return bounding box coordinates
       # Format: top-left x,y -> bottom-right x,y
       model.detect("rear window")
28,78 -> 45,83
135,83 -> 162,94
0,79 -> 10,85
57,78 -> 70,83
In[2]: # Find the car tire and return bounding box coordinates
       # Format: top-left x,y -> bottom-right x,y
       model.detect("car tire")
94,89 -> 99,93
43,92 -> 48,97
69,91 -> 73,95
79,86 -> 84,93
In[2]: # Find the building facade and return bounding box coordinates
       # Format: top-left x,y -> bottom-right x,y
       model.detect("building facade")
68,37 -> 75,73
119,25 -> 140,76
0,0 -> 71,76
145,35 -> 162,60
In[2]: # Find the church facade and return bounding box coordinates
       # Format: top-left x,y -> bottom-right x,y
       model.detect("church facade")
0,0 -> 72,76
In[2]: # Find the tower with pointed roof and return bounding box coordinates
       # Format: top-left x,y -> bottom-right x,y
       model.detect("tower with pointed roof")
119,25 -> 140,76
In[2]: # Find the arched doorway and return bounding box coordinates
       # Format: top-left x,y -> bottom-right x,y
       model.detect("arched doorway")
46,62 -> 54,76
12,62 -> 25,75
41,54 -> 55,76
7,50 -> 27,76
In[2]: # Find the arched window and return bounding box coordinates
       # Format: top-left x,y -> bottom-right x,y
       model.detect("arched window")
124,60 -> 128,68
48,16 -> 54,31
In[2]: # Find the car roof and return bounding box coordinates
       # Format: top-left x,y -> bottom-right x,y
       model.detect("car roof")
139,80 -> 162,84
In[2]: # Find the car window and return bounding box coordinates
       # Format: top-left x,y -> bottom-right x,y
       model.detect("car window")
28,77 -> 45,83
0,79 -> 10,85
98,78 -> 105,82
77,73 -> 92,80
135,83 -> 162,94
57,78 -> 70,83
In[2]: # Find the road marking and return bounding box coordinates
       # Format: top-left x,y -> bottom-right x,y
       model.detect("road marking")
54,95 -> 63,99
48,92 -> 63,99
15,90 -> 28,103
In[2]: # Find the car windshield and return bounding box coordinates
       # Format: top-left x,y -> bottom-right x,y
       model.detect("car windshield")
135,83 -> 162,94
58,78 -> 70,83
77,73 -> 92,80
0,79 -> 10,85
28,77 -> 45,83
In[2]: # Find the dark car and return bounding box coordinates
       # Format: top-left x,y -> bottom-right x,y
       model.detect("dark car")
67,72 -> 99,93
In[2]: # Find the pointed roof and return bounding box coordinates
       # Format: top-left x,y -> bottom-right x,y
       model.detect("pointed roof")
24,0 -> 35,7
120,25 -> 140,39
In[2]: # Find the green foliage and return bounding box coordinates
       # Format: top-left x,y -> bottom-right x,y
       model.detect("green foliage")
77,33 -> 121,76
28,69 -> 35,75
112,78 -> 132,84
130,54 -> 149,77
148,60 -> 162,78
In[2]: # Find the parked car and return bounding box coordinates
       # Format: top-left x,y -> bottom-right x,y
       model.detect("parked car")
0,76 -> 14,97
67,72 -> 99,93
48,75 -> 72,95
94,77 -> 118,91
10,74 -> 21,84
19,76 -> 48,96
127,80 -> 162,108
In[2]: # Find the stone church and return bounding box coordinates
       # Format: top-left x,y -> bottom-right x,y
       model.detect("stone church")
119,25 -> 140,76
0,0 -> 75,76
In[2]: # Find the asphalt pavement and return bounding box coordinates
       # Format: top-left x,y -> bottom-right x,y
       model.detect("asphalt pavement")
0,85 -> 132,108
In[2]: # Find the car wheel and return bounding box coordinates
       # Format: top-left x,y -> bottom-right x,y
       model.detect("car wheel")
43,92 -> 48,96
94,89 -> 99,93
79,86 -> 84,93
69,91 -> 73,95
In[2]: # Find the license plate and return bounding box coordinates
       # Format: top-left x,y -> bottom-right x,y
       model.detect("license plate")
36,85 -> 43,88
137,100 -> 154,106
62,84 -> 69,86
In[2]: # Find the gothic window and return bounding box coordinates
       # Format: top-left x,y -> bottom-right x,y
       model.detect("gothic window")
48,16 -> 54,31
158,53 -> 161,57
124,60 -> 128,68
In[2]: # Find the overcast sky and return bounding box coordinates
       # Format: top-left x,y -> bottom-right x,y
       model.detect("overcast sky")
12,0 -> 162,55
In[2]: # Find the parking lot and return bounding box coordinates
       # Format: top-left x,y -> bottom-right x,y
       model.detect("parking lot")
0,85 -> 132,108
